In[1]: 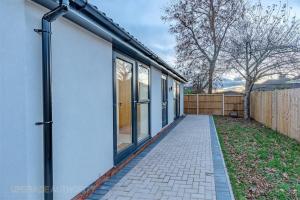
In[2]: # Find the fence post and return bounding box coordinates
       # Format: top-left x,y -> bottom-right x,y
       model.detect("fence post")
274,90 -> 278,131
222,94 -> 225,116
197,94 -> 199,115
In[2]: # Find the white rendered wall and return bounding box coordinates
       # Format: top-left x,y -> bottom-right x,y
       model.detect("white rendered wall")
0,1 -> 43,200
0,1 -> 113,200
168,77 -> 174,124
51,14 -> 113,200
150,67 -> 162,136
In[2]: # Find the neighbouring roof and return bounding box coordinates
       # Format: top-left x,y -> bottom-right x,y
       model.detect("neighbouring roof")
253,76 -> 300,91
33,0 -> 187,83
214,91 -> 244,95
253,82 -> 300,91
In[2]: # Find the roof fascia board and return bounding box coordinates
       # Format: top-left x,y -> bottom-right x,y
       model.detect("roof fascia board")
31,0 -> 187,83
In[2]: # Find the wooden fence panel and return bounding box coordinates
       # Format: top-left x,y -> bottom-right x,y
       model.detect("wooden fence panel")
276,90 -> 289,135
289,89 -> 300,141
184,95 -> 197,114
184,94 -> 244,117
198,94 -> 223,115
250,88 -> 300,142
185,90 -> 300,142
224,96 -> 244,117
261,91 -> 273,127
271,91 -> 277,130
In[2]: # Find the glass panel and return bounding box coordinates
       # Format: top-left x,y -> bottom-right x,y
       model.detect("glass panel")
137,103 -> 149,142
161,75 -> 166,102
116,58 -> 133,152
173,81 -> 177,118
177,84 -> 180,116
162,75 -> 168,127
138,65 -> 149,101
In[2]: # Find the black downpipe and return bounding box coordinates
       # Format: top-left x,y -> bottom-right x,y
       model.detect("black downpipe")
37,2 -> 68,200
41,19 -> 53,200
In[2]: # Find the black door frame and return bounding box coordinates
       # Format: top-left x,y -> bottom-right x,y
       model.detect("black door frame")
161,74 -> 168,127
174,81 -> 180,119
113,51 -> 151,164
136,63 -> 151,144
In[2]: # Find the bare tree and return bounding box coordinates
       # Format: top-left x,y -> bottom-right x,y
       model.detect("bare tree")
225,1 -> 300,119
163,0 -> 243,93
176,58 -> 222,93
177,62 -> 209,93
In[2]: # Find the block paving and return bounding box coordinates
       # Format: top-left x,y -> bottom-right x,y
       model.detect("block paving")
88,115 -> 233,200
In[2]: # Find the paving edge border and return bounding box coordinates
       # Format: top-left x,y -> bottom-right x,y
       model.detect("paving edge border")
78,115 -> 186,200
209,116 -> 235,200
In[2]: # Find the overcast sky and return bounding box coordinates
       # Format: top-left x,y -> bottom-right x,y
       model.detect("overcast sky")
90,0 -> 300,71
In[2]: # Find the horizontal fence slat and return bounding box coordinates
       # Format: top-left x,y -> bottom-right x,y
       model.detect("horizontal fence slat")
184,94 -> 244,117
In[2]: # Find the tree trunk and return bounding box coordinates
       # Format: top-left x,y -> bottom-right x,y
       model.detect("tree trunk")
244,80 -> 252,120
208,77 -> 213,94
208,62 -> 215,94
244,90 -> 251,120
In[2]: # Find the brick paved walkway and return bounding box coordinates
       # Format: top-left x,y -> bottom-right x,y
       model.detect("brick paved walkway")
88,115 -> 233,200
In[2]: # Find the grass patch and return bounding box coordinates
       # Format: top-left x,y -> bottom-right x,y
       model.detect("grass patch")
214,116 -> 300,200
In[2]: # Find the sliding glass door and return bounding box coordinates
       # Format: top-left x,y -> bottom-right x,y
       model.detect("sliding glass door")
137,64 -> 150,142
173,81 -> 180,119
161,74 -> 168,127
115,58 -> 133,152
114,53 -> 150,163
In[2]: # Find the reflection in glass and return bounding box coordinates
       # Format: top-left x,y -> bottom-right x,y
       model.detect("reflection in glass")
177,83 -> 180,117
138,65 -> 149,101
116,58 -> 133,152
137,103 -> 149,141
162,75 -> 168,127
137,64 -> 149,142
173,81 -> 180,119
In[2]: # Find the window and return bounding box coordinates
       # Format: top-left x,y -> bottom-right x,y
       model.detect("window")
114,53 -> 152,163
173,81 -> 180,119
162,74 -> 168,127
137,64 -> 150,142
138,65 -> 149,101
116,58 -> 133,152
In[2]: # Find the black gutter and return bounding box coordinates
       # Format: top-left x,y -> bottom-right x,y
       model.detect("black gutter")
35,1 -> 69,200
69,0 -> 187,82
32,0 -> 187,83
